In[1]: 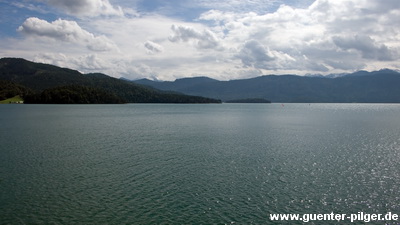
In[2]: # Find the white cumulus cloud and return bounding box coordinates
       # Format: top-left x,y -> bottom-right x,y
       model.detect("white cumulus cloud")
169,24 -> 223,50
199,0 -> 400,74
2,0 -> 400,80
18,17 -> 118,52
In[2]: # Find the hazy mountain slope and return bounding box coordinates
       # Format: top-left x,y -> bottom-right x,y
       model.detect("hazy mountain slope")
133,70 -> 400,103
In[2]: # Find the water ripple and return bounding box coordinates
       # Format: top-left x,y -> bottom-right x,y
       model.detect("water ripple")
1,104 -> 400,224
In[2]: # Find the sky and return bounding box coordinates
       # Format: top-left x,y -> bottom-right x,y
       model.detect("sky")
0,0 -> 399,81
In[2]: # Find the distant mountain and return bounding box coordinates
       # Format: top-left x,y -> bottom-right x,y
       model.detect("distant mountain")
132,69 -> 400,103
225,98 -> 271,103
324,73 -> 349,78
306,73 -> 349,78
135,77 -> 219,94
0,58 -> 221,104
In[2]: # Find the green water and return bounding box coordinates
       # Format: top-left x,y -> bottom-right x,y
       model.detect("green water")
1,104 -> 400,224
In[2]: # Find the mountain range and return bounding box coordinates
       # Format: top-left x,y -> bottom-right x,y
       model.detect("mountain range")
0,58 -> 220,104
1,57 -> 399,103
132,69 -> 400,103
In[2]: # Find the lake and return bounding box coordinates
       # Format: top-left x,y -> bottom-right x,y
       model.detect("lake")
1,104 -> 400,224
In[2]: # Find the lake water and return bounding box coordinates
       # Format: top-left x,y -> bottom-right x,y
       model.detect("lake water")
1,104 -> 400,224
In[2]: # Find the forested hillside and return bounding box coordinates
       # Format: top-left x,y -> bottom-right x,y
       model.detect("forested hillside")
0,58 -> 221,104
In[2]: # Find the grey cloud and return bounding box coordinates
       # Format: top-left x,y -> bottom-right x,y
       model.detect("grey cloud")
173,0 -> 400,74
144,41 -> 164,54
237,40 -> 275,69
333,35 -> 395,61
169,25 -> 222,50
363,0 -> 400,14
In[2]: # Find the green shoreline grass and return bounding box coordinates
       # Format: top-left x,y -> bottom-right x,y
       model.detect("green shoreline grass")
0,95 -> 24,104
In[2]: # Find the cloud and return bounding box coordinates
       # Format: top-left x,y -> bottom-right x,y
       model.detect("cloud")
18,17 -> 118,52
11,2 -> 48,14
124,63 -> 159,80
144,41 -> 164,54
237,40 -> 274,68
2,0 -> 400,81
169,24 -> 223,50
333,35 -> 395,61
191,0 -> 283,14
41,0 -> 124,17
33,53 -> 110,71
198,0 -> 400,74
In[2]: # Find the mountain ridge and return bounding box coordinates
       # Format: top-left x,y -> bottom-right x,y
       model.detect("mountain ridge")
131,69 -> 400,103
0,58 -> 221,104
2,57 -> 399,103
